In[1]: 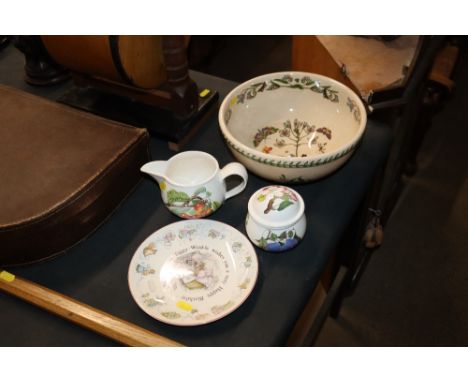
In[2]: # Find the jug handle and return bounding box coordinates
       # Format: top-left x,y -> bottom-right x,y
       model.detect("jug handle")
220,163 -> 248,200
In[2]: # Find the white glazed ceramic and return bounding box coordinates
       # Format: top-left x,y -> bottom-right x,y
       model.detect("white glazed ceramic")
128,219 -> 258,326
245,185 -> 306,252
141,151 -> 248,219
218,72 -> 367,183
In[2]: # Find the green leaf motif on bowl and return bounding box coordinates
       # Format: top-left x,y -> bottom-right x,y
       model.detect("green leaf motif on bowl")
347,96 -> 362,123
224,108 -> 232,124
234,75 -> 340,106
254,119 -> 332,157
253,126 -> 279,147
222,128 -> 360,171
279,174 -> 306,184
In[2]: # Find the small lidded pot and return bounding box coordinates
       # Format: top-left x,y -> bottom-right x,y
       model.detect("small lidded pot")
245,185 -> 306,252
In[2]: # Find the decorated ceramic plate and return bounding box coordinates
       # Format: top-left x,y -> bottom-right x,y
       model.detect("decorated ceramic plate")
128,219 -> 258,326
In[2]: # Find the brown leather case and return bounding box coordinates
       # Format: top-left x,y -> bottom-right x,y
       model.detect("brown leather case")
0,85 -> 150,266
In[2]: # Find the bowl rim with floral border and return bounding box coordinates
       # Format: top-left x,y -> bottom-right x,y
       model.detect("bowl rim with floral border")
218,71 -> 367,167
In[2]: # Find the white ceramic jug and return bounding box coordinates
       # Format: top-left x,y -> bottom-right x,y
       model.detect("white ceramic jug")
141,151 -> 248,219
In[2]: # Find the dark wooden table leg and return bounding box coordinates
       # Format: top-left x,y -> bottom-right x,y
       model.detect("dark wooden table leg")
13,35 -> 70,86
162,36 -> 198,119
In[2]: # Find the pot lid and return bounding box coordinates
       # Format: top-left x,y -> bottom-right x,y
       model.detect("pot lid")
248,185 -> 304,228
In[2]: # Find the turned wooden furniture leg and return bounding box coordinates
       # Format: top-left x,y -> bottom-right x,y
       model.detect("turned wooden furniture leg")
13,35 -> 70,86
162,36 -> 198,119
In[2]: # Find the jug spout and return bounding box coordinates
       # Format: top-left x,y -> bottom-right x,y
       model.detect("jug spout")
140,161 -> 169,185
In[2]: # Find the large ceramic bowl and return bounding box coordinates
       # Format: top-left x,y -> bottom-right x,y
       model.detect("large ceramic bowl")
218,72 -> 367,183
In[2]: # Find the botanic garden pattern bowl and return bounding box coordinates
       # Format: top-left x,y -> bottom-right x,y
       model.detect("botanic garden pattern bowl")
218,72 -> 367,183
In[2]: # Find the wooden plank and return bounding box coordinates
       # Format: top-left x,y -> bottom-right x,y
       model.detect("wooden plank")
286,252 -> 340,346
316,36 -> 419,96
73,74 -> 172,109
0,270 -> 182,347
292,36 -> 361,96
287,266 -> 348,346
429,44 -> 459,91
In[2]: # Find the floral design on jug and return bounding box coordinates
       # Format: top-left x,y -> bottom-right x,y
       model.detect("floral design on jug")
253,119 -> 332,157
165,186 -> 221,219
